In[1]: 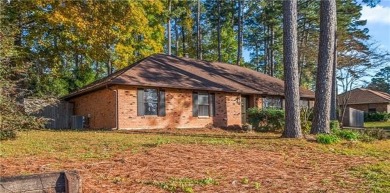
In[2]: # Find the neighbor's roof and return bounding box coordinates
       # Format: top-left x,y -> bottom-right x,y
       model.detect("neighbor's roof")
337,88 -> 390,105
63,54 -> 315,100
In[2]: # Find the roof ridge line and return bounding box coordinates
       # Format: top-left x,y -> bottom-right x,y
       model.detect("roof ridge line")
366,89 -> 390,100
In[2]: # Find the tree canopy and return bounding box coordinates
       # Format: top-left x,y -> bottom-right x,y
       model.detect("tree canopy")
0,0 -> 386,97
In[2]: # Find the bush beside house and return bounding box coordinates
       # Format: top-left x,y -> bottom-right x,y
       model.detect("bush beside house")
364,112 -> 390,122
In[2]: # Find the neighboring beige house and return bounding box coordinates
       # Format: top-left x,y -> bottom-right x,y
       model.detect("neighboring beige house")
63,54 -> 315,130
338,88 -> 390,113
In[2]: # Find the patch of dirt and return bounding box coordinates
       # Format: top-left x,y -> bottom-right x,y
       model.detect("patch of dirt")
1,143 -> 372,192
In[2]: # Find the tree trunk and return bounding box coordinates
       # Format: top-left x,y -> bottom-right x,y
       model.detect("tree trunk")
167,0 -> 172,55
282,0 -> 302,138
330,30 -> 338,120
236,0 -> 242,65
270,26 -> 275,77
74,54 -> 79,70
197,0 -> 202,60
255,42 -> 260,71
263,25 -> 268,74
266,25 -> 271,75
217,0 -> 222,62
311,0 -> 337,134
107,59 -> 112,75
181,24 -> 186,55
175,18 -> 179,56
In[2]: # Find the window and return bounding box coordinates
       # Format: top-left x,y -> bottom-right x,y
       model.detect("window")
137,88 -> 165,116
368,108 -> 376,113
263,97 -> 282,109
193,92 -> 215,117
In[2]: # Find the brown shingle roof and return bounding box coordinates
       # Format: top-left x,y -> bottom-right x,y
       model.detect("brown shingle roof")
63,54 -> 315,100
337,88 -> 390,105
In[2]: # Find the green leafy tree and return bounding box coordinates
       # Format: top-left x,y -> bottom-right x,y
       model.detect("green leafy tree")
367,67 -> 390,93
4,0 -> 165,96
0,0 -> 44,138
203,0 -> 238,63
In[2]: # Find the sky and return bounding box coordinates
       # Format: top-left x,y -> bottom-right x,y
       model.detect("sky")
360,0 -> 390,78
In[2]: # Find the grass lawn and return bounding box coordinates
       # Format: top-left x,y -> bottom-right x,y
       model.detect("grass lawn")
1,129 -> 389,192
365,121 -> 390,130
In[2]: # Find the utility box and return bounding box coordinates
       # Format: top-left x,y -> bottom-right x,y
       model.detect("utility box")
343,107 -> 364,127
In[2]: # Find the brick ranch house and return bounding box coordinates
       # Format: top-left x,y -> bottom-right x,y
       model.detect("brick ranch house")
63,54 -> 315,130
338,88 -> 390,113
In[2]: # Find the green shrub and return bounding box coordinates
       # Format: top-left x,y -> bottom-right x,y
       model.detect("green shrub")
334,129 -> 360,141
316,134 -> 340,144
247,108 -> 262,129
361,129 -> 389,140
364,112 -> 390,122
300,108 -> 313,134
358,134 -> 376,142
0,129 -> 16,140
247,108 -> 285,132
330,120 -> 340,131
1,93 -> 46,140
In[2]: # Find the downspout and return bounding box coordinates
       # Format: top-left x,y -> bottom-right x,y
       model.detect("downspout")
107,84 -> 119,130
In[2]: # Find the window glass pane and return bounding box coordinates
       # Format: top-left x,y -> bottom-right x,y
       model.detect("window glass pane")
198,105 -> 209,116
144,89 -> 158,115
198,93 -> 209,105
264,97 -> 282,109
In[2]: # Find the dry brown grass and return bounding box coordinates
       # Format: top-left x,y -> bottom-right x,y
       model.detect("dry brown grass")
1,129 -> 389,192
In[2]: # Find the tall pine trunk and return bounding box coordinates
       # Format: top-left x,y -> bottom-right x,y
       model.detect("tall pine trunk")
282,0 -> 302,138
181,21 -> 186,55
236,0 -> 242,65
197,0 -> 202,60
167,0 -> 172,55
311,0 -> 336,134
270,26 -> 275,77
330,30 -> 338,121
175,19 -> 179,56
217,0 -> 222,62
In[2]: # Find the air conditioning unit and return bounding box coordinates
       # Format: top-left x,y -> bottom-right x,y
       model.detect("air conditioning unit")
71,116 -> 85,129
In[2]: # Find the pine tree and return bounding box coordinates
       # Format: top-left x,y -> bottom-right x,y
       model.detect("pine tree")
311,0 -> 337,134
282,0 -> 302,138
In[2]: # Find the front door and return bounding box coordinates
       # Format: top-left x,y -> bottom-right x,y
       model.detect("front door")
241,96 -> 249,124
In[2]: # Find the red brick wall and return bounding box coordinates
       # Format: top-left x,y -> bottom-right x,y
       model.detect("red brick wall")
117,86 -> 242,129
70,88 -> 116,129
70,85 -> 306,129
